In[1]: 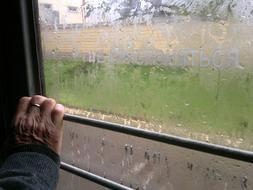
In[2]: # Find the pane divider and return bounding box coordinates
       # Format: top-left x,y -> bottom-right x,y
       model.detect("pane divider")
60,162 -> 134,190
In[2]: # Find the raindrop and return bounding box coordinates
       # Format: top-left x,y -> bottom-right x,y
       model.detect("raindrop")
144,151 -> 150,160
125,144 -> 128,152
101,138 -> 105,146
158,153 -> 161,163
184,102 -> 190,106
130,145 -> 133,155
153,153 -> 157,163
176,123 -> 182,127
72,49 -> 76,57
241,176 -> 248,189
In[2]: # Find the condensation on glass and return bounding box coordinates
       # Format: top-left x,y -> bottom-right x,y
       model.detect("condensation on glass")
38,1 -> 253,149
57,170 -> 110,190
62,121 -> 253,190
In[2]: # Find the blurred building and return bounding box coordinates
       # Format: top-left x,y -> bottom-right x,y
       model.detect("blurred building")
38,0 -> 83,26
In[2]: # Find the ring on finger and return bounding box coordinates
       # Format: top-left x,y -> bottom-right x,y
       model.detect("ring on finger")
28,103 -> 41,113
31,103 -> 41,109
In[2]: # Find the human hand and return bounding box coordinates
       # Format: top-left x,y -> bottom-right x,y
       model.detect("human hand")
9,95 -> 64,155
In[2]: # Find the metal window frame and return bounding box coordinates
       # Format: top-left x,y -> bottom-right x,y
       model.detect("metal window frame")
60,162 -> 133,190
3,0 -> 253,189
0,0 -> 44,146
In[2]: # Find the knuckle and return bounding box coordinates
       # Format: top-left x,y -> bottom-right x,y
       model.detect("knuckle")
19,96 -> 30,104
31,95 -> 45,102
33,95 -> 44,99
43,98 -> 56,107
47,98 -> 56,104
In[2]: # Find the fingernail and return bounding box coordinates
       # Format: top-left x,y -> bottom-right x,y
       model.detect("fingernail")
55,104 -> 64,111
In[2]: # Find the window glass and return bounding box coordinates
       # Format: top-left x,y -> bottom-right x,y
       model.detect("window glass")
57,170 -> 110,190
39,0 -> 253,150
60,121 -> 253,189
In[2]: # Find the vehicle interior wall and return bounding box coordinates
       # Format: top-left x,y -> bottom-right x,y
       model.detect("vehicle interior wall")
0,0 -> 42,151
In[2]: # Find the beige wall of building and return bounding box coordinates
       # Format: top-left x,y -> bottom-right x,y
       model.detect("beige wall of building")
38,0 -> 83,24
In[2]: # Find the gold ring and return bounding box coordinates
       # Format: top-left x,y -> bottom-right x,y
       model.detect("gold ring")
31,103 -> 41,108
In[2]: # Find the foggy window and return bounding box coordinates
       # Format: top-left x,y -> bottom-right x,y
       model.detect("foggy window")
39,0 -> 253,153
38,1 -> 253,189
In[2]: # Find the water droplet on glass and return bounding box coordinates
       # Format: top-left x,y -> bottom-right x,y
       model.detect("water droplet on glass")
72,49 -> 76,56
184,102 -> 190,106
101,138 -> 105,146
176,123 -> 183,127
125,144 -> 128,152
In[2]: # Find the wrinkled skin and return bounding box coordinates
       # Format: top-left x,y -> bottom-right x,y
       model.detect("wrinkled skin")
8,95 -> 64,155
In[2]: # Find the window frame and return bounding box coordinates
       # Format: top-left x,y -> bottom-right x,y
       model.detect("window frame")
2,0 -> 253,189
0,0 -> 44,146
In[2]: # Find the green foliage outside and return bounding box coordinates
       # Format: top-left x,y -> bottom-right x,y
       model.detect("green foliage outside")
44,60 -> 253,140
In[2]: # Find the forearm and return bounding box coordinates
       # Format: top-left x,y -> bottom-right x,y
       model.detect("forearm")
0,144 -> 60,190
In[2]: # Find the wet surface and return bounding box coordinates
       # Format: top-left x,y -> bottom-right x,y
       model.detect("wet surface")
60,121 -> 253,190
65,107 -> 253,152
38,1 -> 253,189
57,170 -> 110,190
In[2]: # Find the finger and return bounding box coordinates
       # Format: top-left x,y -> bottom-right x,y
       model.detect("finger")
14,96 -> 31,119
29,95 -> 47,106
52,104 -> 64,154
13,96 -> 31,128
40,98 -> 56,119
51,104 -> 64,127
27,95 -> 47,115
